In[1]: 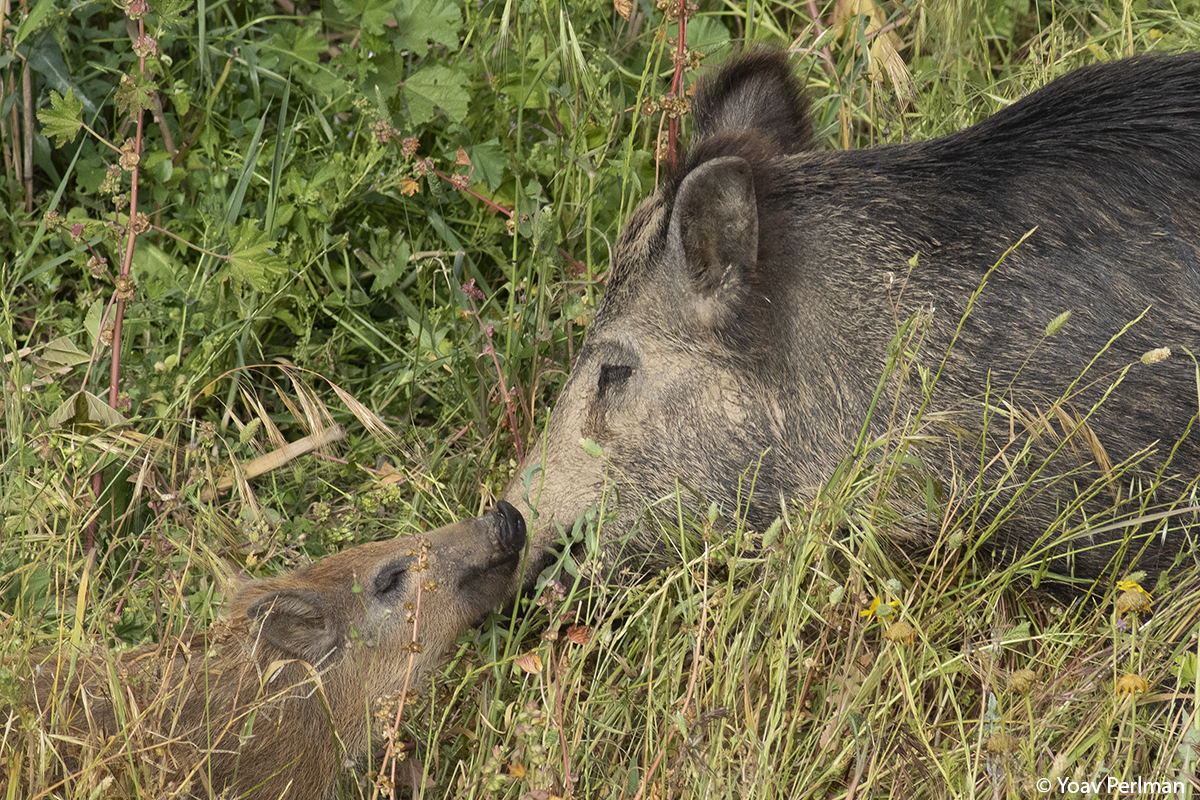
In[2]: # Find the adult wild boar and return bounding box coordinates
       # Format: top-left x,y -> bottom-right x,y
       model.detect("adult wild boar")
8,502 -> 524,800
502,51 -> 1200,590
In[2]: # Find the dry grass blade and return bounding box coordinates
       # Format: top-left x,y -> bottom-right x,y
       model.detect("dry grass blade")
202,424 -> 347,501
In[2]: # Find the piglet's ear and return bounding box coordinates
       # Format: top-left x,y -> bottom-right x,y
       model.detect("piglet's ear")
672,155 -> 758,302
246,589 -> 340,666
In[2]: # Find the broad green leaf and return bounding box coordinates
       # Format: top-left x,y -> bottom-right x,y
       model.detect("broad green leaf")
149,0 -> 192,29
28,37 -> 98,116
685,15 -> 732,54
227,222 -> 287,292
465,138 -> 507,191
34,337 -> 90,380
403,64 -> 470,125
115,73 -> 156,118
133,240 -> 183,298
394,0 -> 462,57
84,300 -> 104,348
171,79 -> 192,117
333,0 -> 392,35
36,89 -> 82,148
362,240 -> 411,292
47,390 -> 129,429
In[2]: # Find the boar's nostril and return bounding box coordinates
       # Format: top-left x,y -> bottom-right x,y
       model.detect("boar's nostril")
495,500 -> 526,550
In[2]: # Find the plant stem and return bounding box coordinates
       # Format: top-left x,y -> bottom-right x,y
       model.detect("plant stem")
21,44 -> 31,210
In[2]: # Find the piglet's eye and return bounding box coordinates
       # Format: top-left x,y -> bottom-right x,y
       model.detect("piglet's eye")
598,364 -> 632,395
374,565 -> 408,596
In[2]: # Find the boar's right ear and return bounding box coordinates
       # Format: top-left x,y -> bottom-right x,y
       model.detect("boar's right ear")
673,155 -> 758,305
246,589 -> 341,665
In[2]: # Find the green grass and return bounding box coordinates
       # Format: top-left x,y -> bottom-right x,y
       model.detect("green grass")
4,0 -> 1200,797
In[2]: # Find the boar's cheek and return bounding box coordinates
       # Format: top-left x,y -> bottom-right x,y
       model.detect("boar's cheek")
247,589 -> 341,666
672,155 -> 758,306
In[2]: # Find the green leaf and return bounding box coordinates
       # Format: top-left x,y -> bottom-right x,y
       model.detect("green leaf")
226,112 -> 268,225
34,336 -> 90,380
149,0 -> 192,29
227,222 -> 287,292
28,37 -> 98,117
84,300 -> 104,348
133,240 -> 183,298
47,390 -> 129,429
333,0 -> 393,35
361,239 -> 411,292
394,0 -> 462,57
170,79 -> 192,117
14,0 -> 56,46
115,73 -> 156,118
465,138 -> 507,191
403,64 -> 470,125
36,89 -> 82,149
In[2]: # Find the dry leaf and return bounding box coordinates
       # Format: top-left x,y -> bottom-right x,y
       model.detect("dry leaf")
833,0 -> 911,105
455,146 -> 471,167
614,0 -> 631,19
566,624 -> 591,645
514,652 -> 543,675
398,756 -> 435,790
400,176 -> 419,197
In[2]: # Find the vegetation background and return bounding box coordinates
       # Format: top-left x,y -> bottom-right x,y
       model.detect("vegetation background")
3,0 -> 1200,797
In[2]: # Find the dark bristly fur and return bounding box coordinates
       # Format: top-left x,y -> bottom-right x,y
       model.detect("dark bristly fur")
503,50 -> 1200,594
688,50 -> 814,154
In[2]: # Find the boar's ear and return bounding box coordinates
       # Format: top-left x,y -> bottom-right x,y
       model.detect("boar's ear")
673,155 -> 758,301
246,589 -> 341,665
691,51 -> 812,154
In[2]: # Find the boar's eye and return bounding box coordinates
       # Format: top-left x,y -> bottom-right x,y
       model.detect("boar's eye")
374,561 -> 410,596
598,364 -> 633,395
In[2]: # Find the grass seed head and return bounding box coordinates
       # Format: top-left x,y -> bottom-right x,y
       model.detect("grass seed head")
1007,668 -> 1037,695
883,620 -> 916,645
986,732 -> 1018,754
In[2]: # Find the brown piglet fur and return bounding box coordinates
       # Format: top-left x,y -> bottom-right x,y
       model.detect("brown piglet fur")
8,502 -> 525,799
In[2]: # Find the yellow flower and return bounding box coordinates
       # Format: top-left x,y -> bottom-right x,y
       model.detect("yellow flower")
1115,580 -> 1153,615
860,596 -> 900,620
883,620 -> 916,645
1116,673 -> 1149,698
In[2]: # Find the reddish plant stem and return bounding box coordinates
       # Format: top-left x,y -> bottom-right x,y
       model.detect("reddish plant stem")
432,168 -> 585,276
110,22 -> 146,407
374,552 -> 424,799
665,0 -> 689,167
434,168 -> 512,216
87,19 -> 147,552
468,298 -> 524,463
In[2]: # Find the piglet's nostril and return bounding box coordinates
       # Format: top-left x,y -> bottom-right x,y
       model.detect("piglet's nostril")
494,500 -> 526,550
